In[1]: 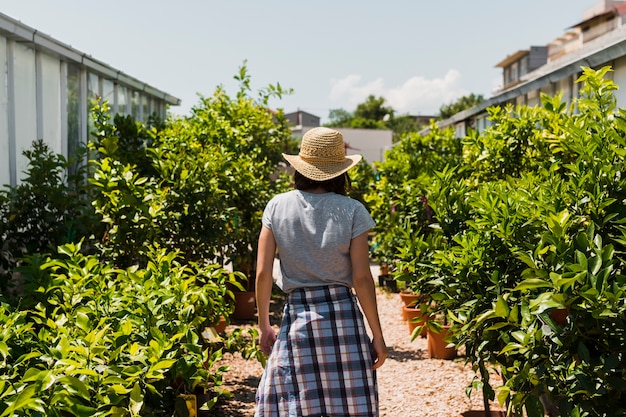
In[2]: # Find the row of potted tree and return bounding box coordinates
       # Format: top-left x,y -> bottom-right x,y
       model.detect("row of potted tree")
364,66 -> 626,416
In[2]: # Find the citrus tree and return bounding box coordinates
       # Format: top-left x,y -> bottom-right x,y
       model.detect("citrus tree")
370,66 -> 626,416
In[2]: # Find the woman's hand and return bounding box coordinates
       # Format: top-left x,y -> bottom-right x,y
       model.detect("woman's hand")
371,336 -> 388,369
259,324 -> 277,356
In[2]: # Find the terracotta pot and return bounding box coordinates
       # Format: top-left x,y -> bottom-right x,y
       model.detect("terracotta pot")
403,305 -> 429,337
427,325 -> 457,360
399,292 -> 422,306
212,316 -> 227,333
399,292 -> 426,319
232,291 -> 256,320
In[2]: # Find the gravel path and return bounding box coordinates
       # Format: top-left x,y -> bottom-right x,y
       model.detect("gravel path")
207,264 -> 504,417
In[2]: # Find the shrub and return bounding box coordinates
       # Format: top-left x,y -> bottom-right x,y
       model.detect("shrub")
0,140 -> 98,296
0,242 -> 252,415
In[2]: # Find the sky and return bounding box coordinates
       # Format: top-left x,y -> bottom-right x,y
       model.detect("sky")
1,1 -> 601,123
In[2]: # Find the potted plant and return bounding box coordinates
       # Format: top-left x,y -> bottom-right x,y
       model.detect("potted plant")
404,298 -> 431,338
425,316 -> 457,360
228,258 -> 257,320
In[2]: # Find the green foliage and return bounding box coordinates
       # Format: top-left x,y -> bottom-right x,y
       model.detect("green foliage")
365,123 -> 462,272
0,242 -> 248,415
89,100 -> 163,179
0,141 -> 98,295
160,64 -> 293,276
347,159 -> 376,210
439,93 -> 484,119
90,63 -> 293,277
387,114 -> 429,143
326,95 -> 393,130
368,66 -> 626,416
327,108 -> 353,127
326,95 -> 428,142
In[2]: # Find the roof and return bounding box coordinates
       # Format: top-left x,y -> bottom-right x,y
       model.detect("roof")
0,12 -> 181,105
494,50 -> 530,68
568,2 -> 626,29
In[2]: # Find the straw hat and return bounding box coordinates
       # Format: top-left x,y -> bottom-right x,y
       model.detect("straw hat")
283,127 -> 362,181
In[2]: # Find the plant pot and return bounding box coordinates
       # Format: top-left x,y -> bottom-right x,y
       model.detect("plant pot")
427,325 -> 456,360
399,292 -> 425,319
232,291 -> 256,320
403,305 -> 429,337
378,274 -> 387,287
383,276 -> 397,292
212,316 -> 227,333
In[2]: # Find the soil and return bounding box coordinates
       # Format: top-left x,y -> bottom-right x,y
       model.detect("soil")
205,265 -> 504,417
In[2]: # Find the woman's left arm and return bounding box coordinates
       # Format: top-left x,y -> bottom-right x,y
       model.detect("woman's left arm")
256,225 -> 277,355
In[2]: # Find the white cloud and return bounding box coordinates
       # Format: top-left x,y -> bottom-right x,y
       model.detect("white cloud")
329,69 -> 469,116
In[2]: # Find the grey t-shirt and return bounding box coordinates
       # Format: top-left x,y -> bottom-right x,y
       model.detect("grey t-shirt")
262,190 -> 375,293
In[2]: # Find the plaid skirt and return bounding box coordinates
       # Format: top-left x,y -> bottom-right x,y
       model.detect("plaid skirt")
255,285 -> 378,417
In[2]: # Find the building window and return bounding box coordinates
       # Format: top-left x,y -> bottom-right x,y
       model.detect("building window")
520,57 -> 528,77
511,62 -> 519,82
118,85 -> 128,115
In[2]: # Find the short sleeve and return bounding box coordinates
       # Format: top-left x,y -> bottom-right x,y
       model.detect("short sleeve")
352,202 -> 375,239
262,198 -> 275,230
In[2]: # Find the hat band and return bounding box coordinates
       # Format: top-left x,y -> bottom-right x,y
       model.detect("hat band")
299,153 -> 346,164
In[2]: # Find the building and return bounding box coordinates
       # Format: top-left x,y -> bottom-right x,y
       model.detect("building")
284,110 -> 393,166
0,12 -> 180,188
284,110 -> 320,130
435,0 -> 626,138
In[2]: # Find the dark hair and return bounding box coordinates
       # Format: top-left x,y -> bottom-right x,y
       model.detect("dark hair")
294,171 -> 350,196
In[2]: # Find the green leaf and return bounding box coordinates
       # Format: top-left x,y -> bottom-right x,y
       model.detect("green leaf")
578,341 -> 591,363
499,342 -> 525,354
494,296 -> 510,318
67,403 -> 98,417
36,370 -> 56,391
474,310 -> 496,325
485,322 -> 509,331
108,384 -> 130,395
58,376 -> 91,400
0,341 -> 8,359
514,278 -> 553,291
496,386 -> 510,407
130,382 -> 144,416
75,311 -> 91,333
146,359 -> 177,379
0,385 -> 37,417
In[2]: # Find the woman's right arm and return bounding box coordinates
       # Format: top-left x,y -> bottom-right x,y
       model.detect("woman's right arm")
350,231 -> 388,369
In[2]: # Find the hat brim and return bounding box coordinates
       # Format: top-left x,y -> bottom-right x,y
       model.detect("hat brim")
283,153 -> 362,181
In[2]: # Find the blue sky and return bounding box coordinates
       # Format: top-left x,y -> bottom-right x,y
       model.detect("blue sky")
2,1 -> 599,122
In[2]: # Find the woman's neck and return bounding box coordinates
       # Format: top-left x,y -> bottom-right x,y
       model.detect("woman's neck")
304,186 -> 328,194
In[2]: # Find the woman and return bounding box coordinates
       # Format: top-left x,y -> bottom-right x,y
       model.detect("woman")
255,127 -> 387,417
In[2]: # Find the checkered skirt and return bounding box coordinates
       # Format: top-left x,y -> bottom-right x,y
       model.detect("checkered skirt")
255,285 -> 378,417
